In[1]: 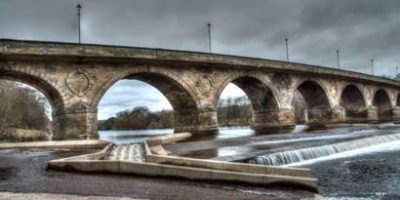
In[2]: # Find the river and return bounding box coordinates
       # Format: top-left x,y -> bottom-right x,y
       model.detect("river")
100,125 -> 400,199
1,126 -> 400,199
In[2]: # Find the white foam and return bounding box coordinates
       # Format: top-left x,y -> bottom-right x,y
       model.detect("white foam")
251,133 -> 400,166
285,139 -> 400,167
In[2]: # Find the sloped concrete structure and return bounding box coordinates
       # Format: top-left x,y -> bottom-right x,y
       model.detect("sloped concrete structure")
1,39 -> 400,139
48,133 -> 319,192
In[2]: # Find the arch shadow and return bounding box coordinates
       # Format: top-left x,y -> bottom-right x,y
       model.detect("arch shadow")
340,85 -> 367,121
373,89 -> 393,121
216,75 -> 281,132
293,80 -> 331,124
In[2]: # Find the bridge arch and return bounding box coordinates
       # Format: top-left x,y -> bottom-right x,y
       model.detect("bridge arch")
0,68 -> 64,116
0,67 -> 66,139
215,74 -> 281,131
94,67 -> 201,133
214,74 -> 280,108
292,80 -> 332,124
373,88 -> 393,120
340,84 -> 367,121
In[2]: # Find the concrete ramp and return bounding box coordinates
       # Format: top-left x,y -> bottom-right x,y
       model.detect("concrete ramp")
48,133 -> 319,192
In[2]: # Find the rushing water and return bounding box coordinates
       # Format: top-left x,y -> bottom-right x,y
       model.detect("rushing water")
250,133 -> 400,166
97,125 -> 400,199
2,125 -> 400,199
106,143 -> 145,162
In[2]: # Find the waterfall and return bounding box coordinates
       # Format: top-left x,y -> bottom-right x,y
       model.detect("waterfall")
250,133 -> 400,166
106,144 -> 145,162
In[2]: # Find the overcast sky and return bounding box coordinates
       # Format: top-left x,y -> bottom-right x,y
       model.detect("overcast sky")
1,0 -> 399,119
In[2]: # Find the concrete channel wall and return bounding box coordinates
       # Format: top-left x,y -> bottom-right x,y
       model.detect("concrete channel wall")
0,140 -> 109,150
47,133 -> 319,192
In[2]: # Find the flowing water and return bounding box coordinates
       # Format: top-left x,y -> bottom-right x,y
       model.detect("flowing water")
250,133 -> 400,166
1,125 -> 400,199
98,125 -> 400,199
106,144 -> 145,162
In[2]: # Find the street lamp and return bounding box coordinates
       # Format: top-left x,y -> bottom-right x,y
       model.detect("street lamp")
77,4 -> 82,44
336,50 -> 340,69
207,23 -> 212,53
371,59 -> 374,75
285,37 -> 289,62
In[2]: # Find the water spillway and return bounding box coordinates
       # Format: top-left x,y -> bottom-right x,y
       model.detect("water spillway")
250,133 -> 400,166
106,144 -> 145,162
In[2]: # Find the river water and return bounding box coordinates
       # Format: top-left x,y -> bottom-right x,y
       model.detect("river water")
0,126 -> 400,199
100,125 -> 400,199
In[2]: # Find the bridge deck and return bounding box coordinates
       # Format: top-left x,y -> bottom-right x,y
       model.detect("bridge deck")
0,39 -> 398,88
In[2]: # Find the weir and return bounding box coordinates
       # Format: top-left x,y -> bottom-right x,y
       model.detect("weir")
48,133 -> 319,191
250,133 -> 400,166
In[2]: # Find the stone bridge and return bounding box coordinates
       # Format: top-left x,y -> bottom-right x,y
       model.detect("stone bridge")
1,39 -> 400,140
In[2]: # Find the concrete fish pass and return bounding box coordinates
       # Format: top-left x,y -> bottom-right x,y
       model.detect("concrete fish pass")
47,133 -> 319,192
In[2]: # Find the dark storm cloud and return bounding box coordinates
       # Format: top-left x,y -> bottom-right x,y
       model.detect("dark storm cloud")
1,0 -> 399,118
1,0 -> 398,73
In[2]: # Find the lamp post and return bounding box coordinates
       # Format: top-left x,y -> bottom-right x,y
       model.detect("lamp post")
371,59 -> 374,75
336,50 -> 340,69
285,37 -> 289,62
77,4 -> 82,44
207,23 -> 212,53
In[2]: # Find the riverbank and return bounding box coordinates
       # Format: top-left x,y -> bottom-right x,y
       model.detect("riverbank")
0,192 -> 147,200
0,192 -> 324,200
0,140 -> 109,149
0,128 -> 48,142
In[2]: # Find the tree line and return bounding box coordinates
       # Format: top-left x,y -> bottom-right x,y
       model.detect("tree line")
99,96 -> 253,130
98,106 -> 174,130
217,96 -> 252,126
0,81 -> 50,138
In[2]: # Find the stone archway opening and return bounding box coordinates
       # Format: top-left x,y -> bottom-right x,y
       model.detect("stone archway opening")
217,83 -> 252,128
216,76 -> 279,133
294,81 -> 331,124
97,72 -> 200,136
292,90 -> 307,124
373,89 -> 392,121
397,94 -> 400,107
0,79 -> 53,141
340,85 -> 367,122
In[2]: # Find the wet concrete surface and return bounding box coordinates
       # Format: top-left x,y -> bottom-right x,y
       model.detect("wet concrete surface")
0,148 -> 314,200
0,192 -> 147,200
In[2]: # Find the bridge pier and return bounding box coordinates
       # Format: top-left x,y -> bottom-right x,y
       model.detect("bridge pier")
252,108 -> 295,132
392,106 -> 400,121
53,112 -> 97,140
175,109 -> 218,134
367,106 -> 378,121
306,106 -> 332,125
52,103 -> 98,140
331,105 -> 346,123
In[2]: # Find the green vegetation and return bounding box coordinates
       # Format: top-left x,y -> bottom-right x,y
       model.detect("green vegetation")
0,80 -> 50,141
0,128 -> 48,141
